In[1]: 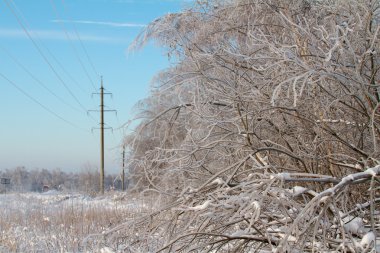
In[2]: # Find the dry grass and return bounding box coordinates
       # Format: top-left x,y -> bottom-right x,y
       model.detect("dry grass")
0,191 -> 151,252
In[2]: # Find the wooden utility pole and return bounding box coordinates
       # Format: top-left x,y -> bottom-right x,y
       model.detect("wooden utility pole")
89,76 -> 116,194
122,144 -> 125,191
100,78 -> 105,194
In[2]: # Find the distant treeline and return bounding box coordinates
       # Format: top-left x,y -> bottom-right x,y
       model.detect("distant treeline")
0,167 -> 126,193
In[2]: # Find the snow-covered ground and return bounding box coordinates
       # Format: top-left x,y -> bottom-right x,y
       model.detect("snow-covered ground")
0,191 -> 151,252
1,190 -> 378,252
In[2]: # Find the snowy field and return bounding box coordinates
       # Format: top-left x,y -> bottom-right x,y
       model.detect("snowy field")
0,190 -> 379,252
0,191 -> 152,252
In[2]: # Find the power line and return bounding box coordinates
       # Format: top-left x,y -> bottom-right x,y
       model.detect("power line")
0,45 -> 82,113
74,30 -> 100,80
2,0 -> 98,126
7,0 -> 90,95
49,0 -> 98,91
61,0 -> 99,79
0,72 -> 89,132
3,0 -> 88,113
43,45 -> 88,94
1,44 -> 98,124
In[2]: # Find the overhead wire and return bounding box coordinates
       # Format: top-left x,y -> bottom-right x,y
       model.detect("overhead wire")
61,0 -> 100,79
3,0 -> 89,114
43,45 -> 89,94
49,0 -> 98,92
3,0 -> 123,171
0,45 -> 82,112
60,0 -> 122,133
0,72 -> 89,132
3,0 -> 99,125
43,41 -> 99,123
49,0 -> 102,124
6,0 -> 90,95
0,0 -> 124,171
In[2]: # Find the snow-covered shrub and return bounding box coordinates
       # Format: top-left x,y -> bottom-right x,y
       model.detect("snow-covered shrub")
111,0 -> 380,251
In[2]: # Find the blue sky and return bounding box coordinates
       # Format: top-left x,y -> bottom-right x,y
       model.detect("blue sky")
0,0 -> 191,173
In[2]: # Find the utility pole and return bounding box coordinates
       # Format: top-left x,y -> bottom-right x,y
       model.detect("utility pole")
89,76 -> 116,194
100,79 -> 105,194
122,144 -> 125,191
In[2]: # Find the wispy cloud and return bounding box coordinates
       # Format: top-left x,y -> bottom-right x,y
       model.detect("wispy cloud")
52,19 -> 146,28
0,28 -> 129,43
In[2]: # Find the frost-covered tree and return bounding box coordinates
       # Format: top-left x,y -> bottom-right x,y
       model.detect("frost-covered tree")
110,0 -> 380,251
0,167 -> 118,193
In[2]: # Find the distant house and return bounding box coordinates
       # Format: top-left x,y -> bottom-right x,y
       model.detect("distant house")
0,178 -> 10,185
